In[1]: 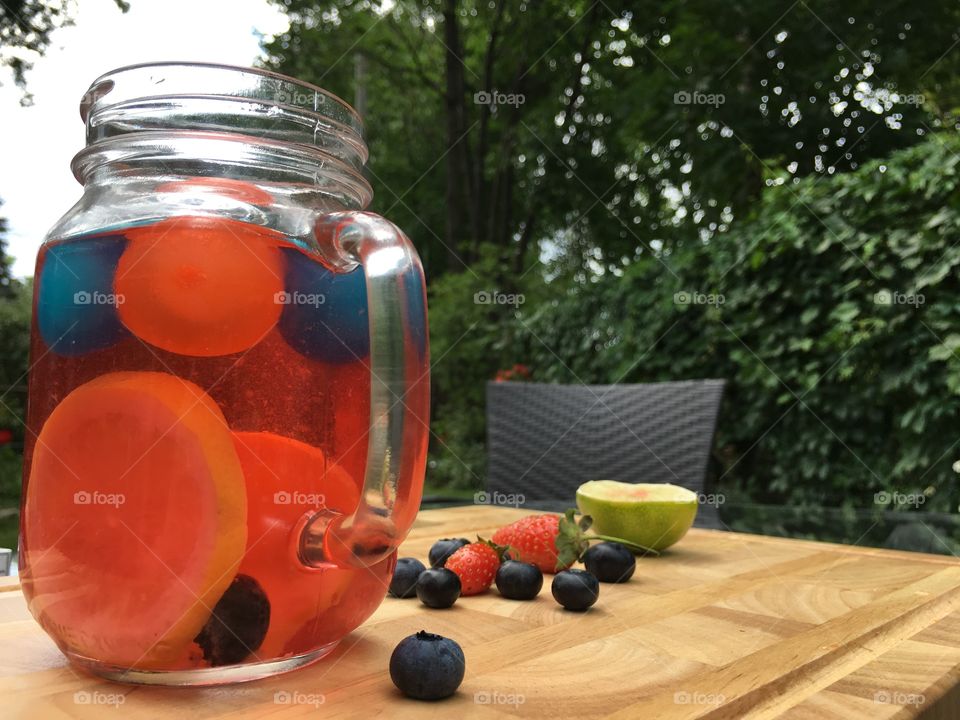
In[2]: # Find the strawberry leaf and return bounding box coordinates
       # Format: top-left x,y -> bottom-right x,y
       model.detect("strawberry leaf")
476,535 -> 511,562
554,508 -> 661,566
556,509 -> 590,570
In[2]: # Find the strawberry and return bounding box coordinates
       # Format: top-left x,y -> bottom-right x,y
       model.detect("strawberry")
445,539 -> 506,595
493,510 -> 660,573
492,514 -> 570,573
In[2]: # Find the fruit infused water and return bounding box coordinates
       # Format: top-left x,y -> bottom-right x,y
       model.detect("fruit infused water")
19,215 -> 428,675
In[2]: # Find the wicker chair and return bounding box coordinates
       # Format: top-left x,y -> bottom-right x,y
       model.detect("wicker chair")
485,379 -> 726,527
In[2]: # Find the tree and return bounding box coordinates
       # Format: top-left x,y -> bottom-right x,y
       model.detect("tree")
523,131 -> 960,515
1,0 -> 129,103
0,205 -> 14,299
264,0 -> 960,279
266,0 -> 637,278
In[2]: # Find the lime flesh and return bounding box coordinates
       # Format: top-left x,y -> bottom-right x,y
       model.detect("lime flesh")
576,480 -> 698,552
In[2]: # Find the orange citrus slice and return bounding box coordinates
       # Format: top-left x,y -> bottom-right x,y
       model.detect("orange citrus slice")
21,371 -> 247,669
115,216 -> 284,356
231,431 -> 361,657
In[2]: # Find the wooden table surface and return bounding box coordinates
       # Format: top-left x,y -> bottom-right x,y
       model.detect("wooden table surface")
2,505 -> 960,719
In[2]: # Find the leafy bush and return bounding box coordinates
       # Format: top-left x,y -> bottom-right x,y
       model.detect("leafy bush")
426,249 -> 550,490
428,133 -> 960,516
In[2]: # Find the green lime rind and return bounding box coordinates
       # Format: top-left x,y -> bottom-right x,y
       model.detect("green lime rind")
576,481 -> 698,552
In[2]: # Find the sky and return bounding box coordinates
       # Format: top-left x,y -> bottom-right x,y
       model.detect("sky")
0,0 -> 290,277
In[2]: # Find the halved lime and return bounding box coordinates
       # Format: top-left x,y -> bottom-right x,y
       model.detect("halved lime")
576,480 -> 698,552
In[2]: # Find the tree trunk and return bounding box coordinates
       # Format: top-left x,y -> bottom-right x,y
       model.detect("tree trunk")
442,0 -> 477,268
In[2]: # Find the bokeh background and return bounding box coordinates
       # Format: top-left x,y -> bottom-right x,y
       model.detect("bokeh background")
1,0 -> 959,554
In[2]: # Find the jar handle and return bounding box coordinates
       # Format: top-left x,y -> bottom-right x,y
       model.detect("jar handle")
298,212 -> 429,569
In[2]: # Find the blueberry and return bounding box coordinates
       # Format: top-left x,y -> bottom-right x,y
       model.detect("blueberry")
495,560 -> 543,600
277,247 -> 369,364
428,538 -> 470,568
551,569 -> 600,612
194,574 -> 270,666
583,542 -> 636,583
416,568 -> 461,609
389,630 -> 465,700
37,233 -> 129,356
390,557 -> 426,598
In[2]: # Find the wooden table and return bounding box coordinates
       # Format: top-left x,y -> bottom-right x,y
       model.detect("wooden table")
3,506 -> 960,718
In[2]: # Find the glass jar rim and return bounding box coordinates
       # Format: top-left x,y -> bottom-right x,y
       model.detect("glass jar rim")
81,61 -> 365,138
74,61 -> 373,205
79,62 -> 368,169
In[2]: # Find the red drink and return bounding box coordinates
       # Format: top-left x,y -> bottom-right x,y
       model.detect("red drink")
20,216 -> 427,678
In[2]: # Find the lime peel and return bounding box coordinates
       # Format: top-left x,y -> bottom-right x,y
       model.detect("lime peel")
576,480 -> 699,552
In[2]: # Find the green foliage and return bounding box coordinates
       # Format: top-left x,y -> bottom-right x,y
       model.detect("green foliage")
0,510 -> 18,553
431,133 -> 960,516
0,277 -> 31,541
4,2 -> 955,547
0,277 -> 32,429
612,0 -> 960,233
0,275 -> 28,551
265,1 -> 960,278
0,204 -> 18,299
427,248 -> 550,488
690,132 -> 960,512
268,3 -> 960,518
0,0 -> 129,102
0,446 -> 22,506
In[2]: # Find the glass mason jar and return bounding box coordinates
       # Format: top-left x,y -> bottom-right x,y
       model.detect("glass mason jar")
18,62 -> 429,685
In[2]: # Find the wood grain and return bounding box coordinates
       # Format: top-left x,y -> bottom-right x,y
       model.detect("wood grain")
2,506 -> 959,719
